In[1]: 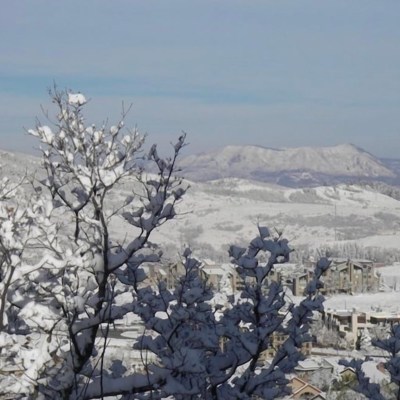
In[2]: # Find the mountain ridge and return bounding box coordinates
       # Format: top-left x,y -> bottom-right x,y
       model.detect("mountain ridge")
179,143 -> 397,187
1,144 -> 399,188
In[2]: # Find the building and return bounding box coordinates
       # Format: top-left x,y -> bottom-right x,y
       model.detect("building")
288,376 -> 325,399
292,270 -> 313,296
321,259 -> 379,295
290,258 -> 380,296
322,308 -> 400,346
294,359 -> 335,382
200,260 -> 235,294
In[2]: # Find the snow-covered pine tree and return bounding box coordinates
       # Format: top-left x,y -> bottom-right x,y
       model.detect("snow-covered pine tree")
342,324 -> 400,400
77,234 -> 331,400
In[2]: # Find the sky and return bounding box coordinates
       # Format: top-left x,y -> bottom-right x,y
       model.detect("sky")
1,0 -> 399,158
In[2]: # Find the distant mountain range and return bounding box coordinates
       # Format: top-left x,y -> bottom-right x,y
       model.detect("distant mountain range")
179,144 -> 399,187
1,144 -> 399,189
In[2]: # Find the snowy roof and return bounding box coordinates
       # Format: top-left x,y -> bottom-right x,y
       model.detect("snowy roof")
325,309 -> 353,317
201,265 -> 229,275
324,292 -> 400,314
370,312 -> 400,320
320,358 -> 337,369
362,360 -> 389,384
202,258 -> 217,266
339,366 -> 356,375
295,358 -> 336,372
289,376 -> 323,398
295,359 -> 321,371
331,258 -> 374,264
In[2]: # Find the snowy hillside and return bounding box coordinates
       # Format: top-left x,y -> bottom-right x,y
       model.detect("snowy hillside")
0,149 -> 41,180
147,178 -> 400,260
179,144 -> 396,186
1,147 -> 400,262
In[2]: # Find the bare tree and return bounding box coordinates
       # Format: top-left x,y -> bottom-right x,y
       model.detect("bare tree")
23,89 -> 187,398
0,174 -> 43,331
1,89 -> 332,399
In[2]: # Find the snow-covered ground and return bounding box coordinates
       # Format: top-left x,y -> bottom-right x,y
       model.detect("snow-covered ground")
323,291 -> 400,313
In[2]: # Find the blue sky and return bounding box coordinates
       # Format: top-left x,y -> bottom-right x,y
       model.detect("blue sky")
1,1 -> 399,157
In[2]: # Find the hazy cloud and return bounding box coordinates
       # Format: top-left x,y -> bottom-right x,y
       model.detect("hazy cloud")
1,0 -> 399,157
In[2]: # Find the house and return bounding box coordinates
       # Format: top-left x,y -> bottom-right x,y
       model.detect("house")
338,367 -> 357,383
369,312 -> 400,326
289,376 -> 325,399
322,308 -> 400,346
322,309 -> 362,344
200,260 -> 235,294
294,358 -> 334,382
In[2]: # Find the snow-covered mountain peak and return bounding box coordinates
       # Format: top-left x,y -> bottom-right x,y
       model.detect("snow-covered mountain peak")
179,143 -> 396,185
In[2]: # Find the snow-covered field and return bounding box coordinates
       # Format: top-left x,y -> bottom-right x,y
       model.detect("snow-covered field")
323,291 -> 400,313
147,178 -> 400,261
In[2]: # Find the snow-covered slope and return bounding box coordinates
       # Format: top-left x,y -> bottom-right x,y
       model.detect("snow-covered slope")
0,149 -> 41,180
179,144 -> 396,186
2,147 -> 400,263
145,178 -> 400,261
